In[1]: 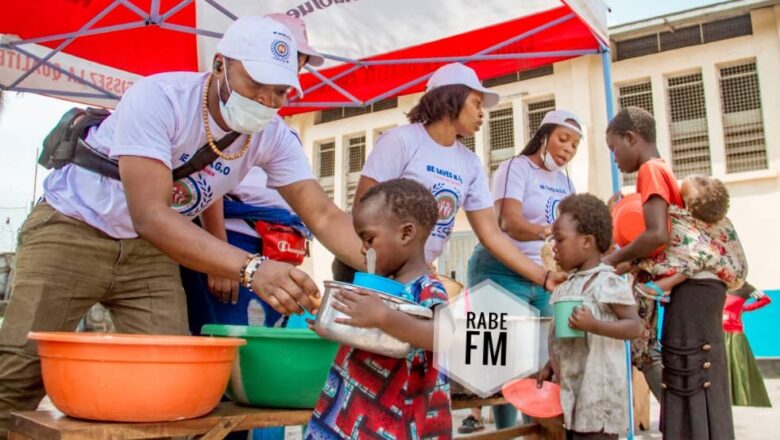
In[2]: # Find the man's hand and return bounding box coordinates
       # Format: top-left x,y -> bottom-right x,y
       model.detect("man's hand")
569,305 -> 598,332
331,288 -> 391,329
208,275 -> 239,304
250,260 -> 320,315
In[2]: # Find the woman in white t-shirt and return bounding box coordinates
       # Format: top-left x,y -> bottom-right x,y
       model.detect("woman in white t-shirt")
466,109 -> 582,429
334,63 -> 566,294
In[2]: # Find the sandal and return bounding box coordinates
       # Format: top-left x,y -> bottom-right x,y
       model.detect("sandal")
457,415 -> 485,433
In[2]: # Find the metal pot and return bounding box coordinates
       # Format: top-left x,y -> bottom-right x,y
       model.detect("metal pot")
313,281 -> 432,358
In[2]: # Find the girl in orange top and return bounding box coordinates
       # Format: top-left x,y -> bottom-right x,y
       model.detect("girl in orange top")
605,107 -> 734,440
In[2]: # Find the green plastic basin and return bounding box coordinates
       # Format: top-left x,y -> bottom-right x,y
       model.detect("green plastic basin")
201,324 -> 339,409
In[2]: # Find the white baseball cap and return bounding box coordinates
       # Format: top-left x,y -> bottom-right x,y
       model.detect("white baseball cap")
540,110 -> 583,136
426,63 -> 500,109
265,13 -> 325,67
216,16 -> 303,97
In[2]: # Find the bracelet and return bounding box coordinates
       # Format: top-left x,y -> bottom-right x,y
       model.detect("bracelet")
239,254 -> 266,290
543,270 -> 551,291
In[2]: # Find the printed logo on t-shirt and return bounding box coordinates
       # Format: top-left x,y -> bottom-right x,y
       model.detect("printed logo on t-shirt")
431,182 -> 461,240
171,174 -> 213,216
546,197 -> 562,224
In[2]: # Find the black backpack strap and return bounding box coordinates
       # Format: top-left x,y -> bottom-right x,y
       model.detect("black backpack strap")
73,130 -> 242,181
73,138 -> 121,180
172,131 -> 241,181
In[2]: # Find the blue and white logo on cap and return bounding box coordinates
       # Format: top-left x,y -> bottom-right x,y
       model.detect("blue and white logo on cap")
271,39 -> 290,63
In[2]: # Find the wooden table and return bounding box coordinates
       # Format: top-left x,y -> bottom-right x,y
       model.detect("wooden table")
9,398 -> 564,440
8,403 -> 311,440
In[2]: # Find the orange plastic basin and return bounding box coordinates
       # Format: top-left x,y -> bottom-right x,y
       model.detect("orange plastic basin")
28,332 -> 246,422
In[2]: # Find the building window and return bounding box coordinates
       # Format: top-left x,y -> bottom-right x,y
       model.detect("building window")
703,14 -> 752,44
461,136 -> 476,152
667,72 -> 711,178
344,134 -> 366,211
526,98 -> 556,138
617,80 -> 654,185
719,61 -> 767,174
441,231 -> 478,285
314,98 -> 398,124
615,14 -> 752,61
483,65 -> 554,88
316,141 -> 336,200
486,105 -> 516,177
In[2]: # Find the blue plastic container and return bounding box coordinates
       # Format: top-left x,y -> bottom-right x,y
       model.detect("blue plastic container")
352,272 -> 410,299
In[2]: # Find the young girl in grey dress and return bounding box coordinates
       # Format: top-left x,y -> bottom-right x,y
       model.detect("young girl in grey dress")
537,194 -> 642,440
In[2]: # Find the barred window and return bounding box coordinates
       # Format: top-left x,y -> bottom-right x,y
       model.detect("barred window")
486,106 -> 516,177
659,25 -> 702,52
526,98 -> 556,138
441,232 -> 479,284
461,136 -> 476,152
483,66 -> 553,88
317,141 -> 336,200
704,15 -> 752,43
345,135 -> 367,211
719,61 -> 767,173
667,72 -> 712,178
314,98 -> 399,124
617,80 -> 654,185
614,14 -> 751,62
615,34 -> 659,61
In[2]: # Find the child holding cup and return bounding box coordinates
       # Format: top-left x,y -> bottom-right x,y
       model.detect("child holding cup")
537,194 -> 641,440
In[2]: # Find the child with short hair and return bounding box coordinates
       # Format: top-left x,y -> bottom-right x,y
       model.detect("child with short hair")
605,107 -> 735,440
306,178 -> 452,439
537,194 -> 641,440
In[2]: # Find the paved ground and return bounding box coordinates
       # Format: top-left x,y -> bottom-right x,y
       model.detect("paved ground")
446,378 -> 780,439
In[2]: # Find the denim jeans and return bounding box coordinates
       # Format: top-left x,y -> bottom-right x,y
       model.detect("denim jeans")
467,244 -> 552,429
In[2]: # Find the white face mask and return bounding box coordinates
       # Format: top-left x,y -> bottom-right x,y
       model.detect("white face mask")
541,137 -> 564,172
217,69 -> 278,135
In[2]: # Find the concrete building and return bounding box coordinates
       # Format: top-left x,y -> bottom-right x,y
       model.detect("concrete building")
285,0 -> 780,356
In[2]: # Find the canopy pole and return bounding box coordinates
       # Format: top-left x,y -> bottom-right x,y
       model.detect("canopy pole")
601,46 -> 620,195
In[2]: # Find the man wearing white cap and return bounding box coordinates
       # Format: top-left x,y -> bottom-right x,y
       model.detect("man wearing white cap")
0,16 -> 361,437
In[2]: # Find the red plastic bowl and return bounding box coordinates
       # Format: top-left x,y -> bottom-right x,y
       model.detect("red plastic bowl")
502,378 -> 563,419
611,193 -> 666,256
28,332 -> 245,422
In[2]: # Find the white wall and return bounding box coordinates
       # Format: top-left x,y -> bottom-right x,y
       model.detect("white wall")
286,4 -> 780,290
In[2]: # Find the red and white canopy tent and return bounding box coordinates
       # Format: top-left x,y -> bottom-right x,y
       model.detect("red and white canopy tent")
0,0 -> 618,187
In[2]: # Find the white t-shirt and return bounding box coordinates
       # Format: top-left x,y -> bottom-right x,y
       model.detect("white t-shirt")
361,123 -> 492,262
43,72 -> 313,239
491,155 -> 574,264
225,167 -> 294,238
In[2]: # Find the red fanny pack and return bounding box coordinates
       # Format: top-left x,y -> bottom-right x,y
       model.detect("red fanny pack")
254,221 -> 308,266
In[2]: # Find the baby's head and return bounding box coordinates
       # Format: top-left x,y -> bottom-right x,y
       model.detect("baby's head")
353,178 -> 438,277
553,194 -> 613,271
606,106 -> 656,174
681,175 -> 730,224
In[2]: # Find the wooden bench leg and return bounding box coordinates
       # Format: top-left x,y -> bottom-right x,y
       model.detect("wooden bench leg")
200,415 -> 247,440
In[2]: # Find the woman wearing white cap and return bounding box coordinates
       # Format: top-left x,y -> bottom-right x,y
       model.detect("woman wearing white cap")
0,17 -> 364,436
335,63 -> 566,295
465,109 -> 582,430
